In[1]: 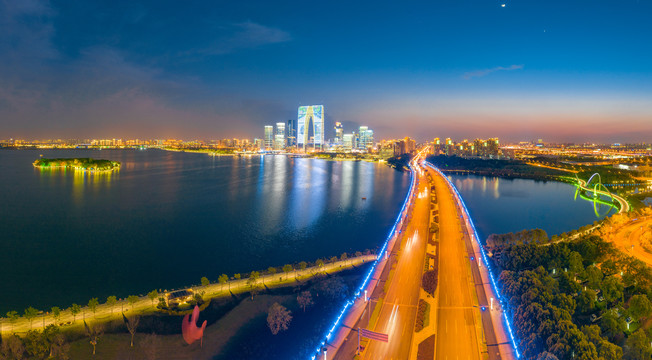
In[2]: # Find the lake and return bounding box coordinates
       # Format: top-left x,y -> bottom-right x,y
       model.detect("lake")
0,149 -> 409,314
448,173 -> 612,242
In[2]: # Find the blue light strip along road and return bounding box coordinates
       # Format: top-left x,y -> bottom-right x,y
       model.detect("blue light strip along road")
425,162 -> 521,359
309,165 -> 416,360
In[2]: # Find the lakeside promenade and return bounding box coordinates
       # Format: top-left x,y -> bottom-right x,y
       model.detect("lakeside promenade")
0,255 -> 375,335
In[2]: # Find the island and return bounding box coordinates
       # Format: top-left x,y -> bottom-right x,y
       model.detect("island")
33,158 -> 121,172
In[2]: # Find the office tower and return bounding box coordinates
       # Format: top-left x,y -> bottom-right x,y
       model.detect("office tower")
287,119 -> 296,146
334,122 -> 343,145
342,133 -> 354,151
275,122 -> 286,150
358,126 -> 374,151
264,125 -> 274,150
297,105 -> 324,150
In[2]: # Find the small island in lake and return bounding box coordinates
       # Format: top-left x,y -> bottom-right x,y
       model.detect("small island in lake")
33,158 -> 121,172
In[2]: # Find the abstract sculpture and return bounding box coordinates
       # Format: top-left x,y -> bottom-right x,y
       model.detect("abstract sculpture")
182,305 -> 207,346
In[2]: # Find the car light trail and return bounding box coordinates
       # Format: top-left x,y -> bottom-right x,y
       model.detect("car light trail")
425,161 -> 521,359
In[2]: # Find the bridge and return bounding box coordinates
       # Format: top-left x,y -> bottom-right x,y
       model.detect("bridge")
318,148 -> 515,360
571,173 -> 630,214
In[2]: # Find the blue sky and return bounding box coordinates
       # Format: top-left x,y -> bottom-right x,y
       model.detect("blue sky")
1,0 -> 651,142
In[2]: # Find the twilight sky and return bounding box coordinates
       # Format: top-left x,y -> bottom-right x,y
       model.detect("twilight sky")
1,0 -> 651,143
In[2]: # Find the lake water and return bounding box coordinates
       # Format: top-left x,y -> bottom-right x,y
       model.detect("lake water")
0,149 -> 409,314
448,173 -> 612,242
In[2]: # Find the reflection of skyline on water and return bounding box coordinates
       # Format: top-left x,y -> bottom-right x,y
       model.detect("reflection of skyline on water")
0,149 -> 409,314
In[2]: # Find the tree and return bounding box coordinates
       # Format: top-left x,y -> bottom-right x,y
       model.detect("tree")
355,251 -> 362,258
316,259 -> 324,268
624,329 -> 651,360
299,261 -> 307,272
340,252 -> 348,265
234,273 -> 241,281
23,330 -> 48,359
88,298 -> 99,318
586,266 -> 603,289
282,264 -> 293,280
1,334 -> 26,360
568,251 -> 584,276
267,267 -> 277,283
51,307 -> 61,325
6,311 -> 19,332
602,276 -> 624,305
576,290 -> 597,315
106,295 -> 117,315
250,271 -> 260,282
24,307 -> 39,329
127,295 -> 139,311
267,303 -> 292,335
139,333 -> 161,360
297,291 -> 314,312
123,314 -> 140,347
600,311 -> 625,341
246,277 -> 260,300
629,294 -> 652,321
218,274 -> 229,291
330,256 -> 338,263
147,290 -> 159,307
201,276 -> 210,287
84,321 -> 103,355
70,304 -> 81,322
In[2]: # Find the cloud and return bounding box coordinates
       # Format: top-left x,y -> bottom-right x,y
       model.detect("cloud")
196,21 -> 291,55
463,64 -> 524,80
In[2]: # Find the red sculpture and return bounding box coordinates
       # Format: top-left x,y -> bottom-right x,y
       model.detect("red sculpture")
182,305 -> 207,346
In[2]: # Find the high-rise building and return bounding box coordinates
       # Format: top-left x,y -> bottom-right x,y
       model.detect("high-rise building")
275,122 -> 286,150
342,133 -> 355,151
334,122 -> 343,145
297,105 -> 324,150
264,125 -> 274,150
287,119 -> 296,147
358,126 -> 374,151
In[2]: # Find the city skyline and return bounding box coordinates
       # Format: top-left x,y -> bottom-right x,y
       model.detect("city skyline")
1,0 -> 651,142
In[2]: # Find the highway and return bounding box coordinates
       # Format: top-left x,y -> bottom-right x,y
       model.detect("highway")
358,149 -> 431,360
426,165 -> 482,360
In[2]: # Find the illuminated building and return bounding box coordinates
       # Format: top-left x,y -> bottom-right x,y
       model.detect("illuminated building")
274,122 -> 286,150
334,122 -> 343,145
264,125 -> 274,150
342,133 -> 355,151
297,105 -> 324,150
287,119 -> 296,147
357,126 -> 374,151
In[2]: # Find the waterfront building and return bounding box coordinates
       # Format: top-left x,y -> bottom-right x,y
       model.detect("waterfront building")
254,138 -> 264,150
264,125 -> 274,150
334,122 -> 343,145
342,133 -> 355,151
287,119 -> 296,147
297,105 -> 324,150
275,122 -> 286,150
358,126 -> 374,151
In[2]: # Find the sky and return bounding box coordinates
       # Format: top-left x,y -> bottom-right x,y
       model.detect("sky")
1,0 -> 651,143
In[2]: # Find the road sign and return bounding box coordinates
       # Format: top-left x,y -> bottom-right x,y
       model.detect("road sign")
359,328 -> 389,343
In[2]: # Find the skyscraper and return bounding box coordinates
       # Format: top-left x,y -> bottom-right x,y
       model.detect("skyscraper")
297,105 -> 324,150
334,122 -> 343,145
358,126 -> 374,150
275,122 -> 286,150
264,125 -> 274,150
287,119 -> 296,147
